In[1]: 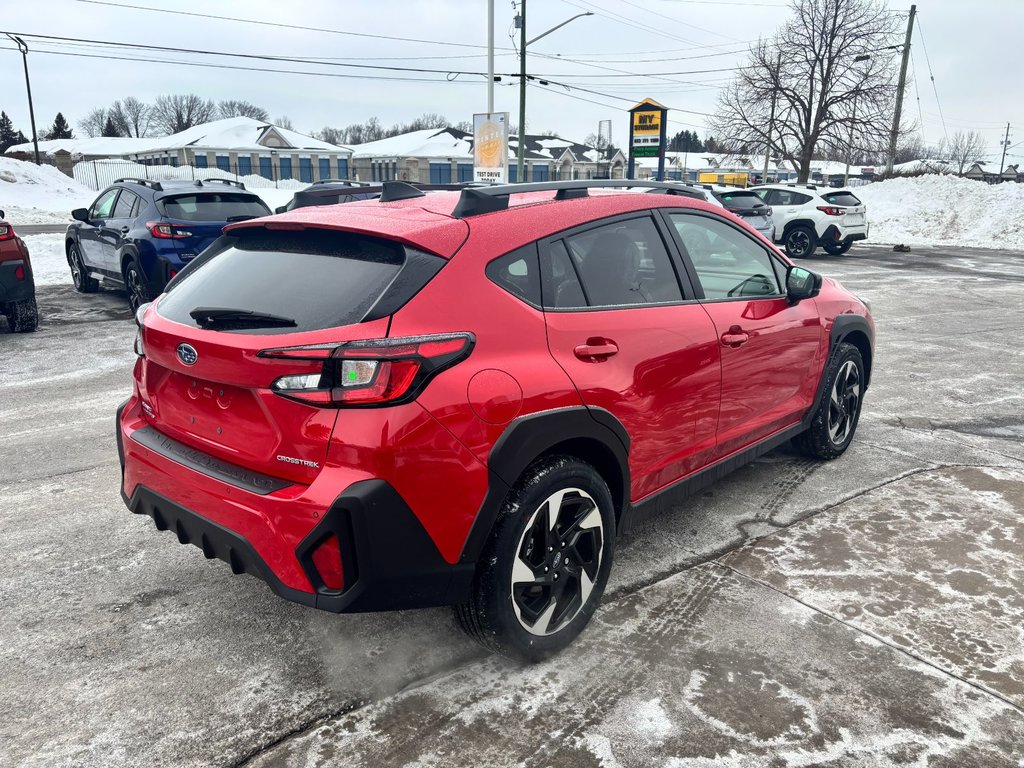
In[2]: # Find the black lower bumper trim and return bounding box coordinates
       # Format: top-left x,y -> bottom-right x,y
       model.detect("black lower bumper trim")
0,260 -> 35,303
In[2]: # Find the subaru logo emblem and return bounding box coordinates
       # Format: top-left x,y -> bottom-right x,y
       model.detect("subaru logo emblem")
177,343 -> 198,366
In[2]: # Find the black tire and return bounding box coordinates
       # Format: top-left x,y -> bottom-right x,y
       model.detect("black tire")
784,225 -> 817,259
456,456 -> 616,662
124,259 -> 153,313
822,240 -> 853,255
68,243 -> 98,293
7,298 -> 39,333
792,342 -> 865,459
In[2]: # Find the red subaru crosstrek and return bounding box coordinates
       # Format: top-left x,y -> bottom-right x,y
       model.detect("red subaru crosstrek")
118,180 -> 874,661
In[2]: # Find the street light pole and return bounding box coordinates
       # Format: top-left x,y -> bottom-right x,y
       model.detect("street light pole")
487,0 -> 495,113
844,55 -> 872,187
6,34 -> 40,165
516,5 -> 592,183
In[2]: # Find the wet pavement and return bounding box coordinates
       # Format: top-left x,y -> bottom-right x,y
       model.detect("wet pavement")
1,244 -> 1022,767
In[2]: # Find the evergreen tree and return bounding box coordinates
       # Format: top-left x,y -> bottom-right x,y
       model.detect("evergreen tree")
101,116 -> 122,137
0,111 -> 18,152
14,130 -> 28,145
45,112 -> 74,140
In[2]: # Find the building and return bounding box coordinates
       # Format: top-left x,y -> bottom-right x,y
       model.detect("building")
5,117 -> 353,183
347,127 -> 626,184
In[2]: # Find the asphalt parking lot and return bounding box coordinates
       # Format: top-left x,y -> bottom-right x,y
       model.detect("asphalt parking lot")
2,244 -> 1022,767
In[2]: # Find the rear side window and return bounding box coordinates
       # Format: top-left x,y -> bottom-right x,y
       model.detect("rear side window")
158,193 -> 271,222
158,230 -> 431,334
765,189 -> 812,206
112,189 -> 138,219
486,245 -> 541,306
821,192 -> 862,206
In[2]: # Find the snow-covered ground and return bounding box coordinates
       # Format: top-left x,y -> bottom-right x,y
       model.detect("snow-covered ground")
859,175 -> 1024,250
23,234 -> 70,287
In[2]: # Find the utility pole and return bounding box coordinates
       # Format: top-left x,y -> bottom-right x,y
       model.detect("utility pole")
887,4 -> 916,175
517,0 -> 527,184
5,34 -> 40,165
762,52 -> 781,183
998,122 -> 1011,176
487,0 -> 495,113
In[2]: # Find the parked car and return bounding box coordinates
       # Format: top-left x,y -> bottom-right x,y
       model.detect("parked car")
274,181 -> 476,213
118,179 -> 874,661
749,184 -> 869,258
66,178 -> 272,311
707,186 -> 775,242
0,210 -> 39,333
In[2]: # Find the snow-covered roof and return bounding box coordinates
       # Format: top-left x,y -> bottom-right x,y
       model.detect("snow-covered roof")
6,117 -> 350,157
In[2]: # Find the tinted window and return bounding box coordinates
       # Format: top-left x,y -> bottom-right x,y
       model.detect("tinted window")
670,214 -> 782,300
486,245 -> 541,306
91,188 -> 119,219
766,189 -> 812,206
560,217 -> 683,307
159,230 -> 409,334
112,190 -> 138,219
158,193 -> 270,222
822,192 -> 862,206
714,190 -> 766,210
542,241 -> 587,309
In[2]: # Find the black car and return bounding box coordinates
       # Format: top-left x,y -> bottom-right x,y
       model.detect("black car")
66,178 -> 271,311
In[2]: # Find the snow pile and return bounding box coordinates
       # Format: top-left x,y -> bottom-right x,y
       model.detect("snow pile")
22,234 -> 69,287
72,158 -> 308,192
0,157 -> 96,224
859,175 -> 1024,250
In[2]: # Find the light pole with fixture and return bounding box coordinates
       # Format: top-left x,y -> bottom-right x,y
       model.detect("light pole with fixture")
5,33 -> 40,165
844,54 -> 872,187
515,3 -> 593,182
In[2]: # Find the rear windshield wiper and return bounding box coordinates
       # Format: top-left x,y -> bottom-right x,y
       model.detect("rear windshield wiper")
189,306 -> 297,329
225,214 -> 260,222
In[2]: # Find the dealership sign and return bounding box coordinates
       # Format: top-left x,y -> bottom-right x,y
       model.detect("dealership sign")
629,98 -> 667,160
473,112 -> 509,184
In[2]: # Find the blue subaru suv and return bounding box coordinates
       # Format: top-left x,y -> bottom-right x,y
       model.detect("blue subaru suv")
66,178 -> 271,311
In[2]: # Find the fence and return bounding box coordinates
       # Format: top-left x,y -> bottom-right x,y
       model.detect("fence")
73,159 -> 315,192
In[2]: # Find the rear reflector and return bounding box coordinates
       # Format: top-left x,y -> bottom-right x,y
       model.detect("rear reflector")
310,535 -> 344,590
261,332 -> 475,407
14,265 -> 25,280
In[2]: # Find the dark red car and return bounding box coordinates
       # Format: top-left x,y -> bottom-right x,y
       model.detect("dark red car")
0,210 -> 38,333
117,180 -> 874,661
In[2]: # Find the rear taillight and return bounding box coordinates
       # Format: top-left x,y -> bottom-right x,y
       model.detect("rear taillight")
817,206 -> 845,216
259,332 -> 475,407
0,224 -> 14,241
146,221 -> 193,239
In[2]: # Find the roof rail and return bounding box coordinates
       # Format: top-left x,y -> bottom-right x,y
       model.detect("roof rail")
449,179 -> 705,218
196,178 -> 247,190
114,177 -> 163,191
311,178 -> 371,186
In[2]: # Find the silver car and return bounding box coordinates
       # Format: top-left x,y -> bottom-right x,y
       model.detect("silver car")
706,186 -> 775,242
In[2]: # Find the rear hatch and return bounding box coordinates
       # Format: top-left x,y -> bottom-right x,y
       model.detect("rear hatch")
136,227 -> 444,485
715,189 -> 773,231
821,190 -> 867,226
156,191 -> 271,261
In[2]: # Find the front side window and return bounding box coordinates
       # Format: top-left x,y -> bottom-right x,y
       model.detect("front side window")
555,217 -> 683,308
669,213 -> 783,300
91,188 -> 119,219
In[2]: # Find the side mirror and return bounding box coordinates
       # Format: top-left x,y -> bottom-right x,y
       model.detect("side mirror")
0,209 -> 5,219
274,205 -> 286,214
786,265 -> 822,304
72,208 -> 90,222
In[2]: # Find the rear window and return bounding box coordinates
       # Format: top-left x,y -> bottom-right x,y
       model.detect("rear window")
714,191 -> 765,210
158,193 -> 271,222
821,192 -> 862,207
158,230 -> 414,334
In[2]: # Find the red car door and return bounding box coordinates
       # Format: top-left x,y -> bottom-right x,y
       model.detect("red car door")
540,214 -> 721,501
662,210 -> 823,458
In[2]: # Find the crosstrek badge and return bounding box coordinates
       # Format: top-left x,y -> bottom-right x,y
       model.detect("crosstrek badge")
276,455 -> 320,469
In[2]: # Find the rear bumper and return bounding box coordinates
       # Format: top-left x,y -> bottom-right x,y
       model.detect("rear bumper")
116,399 -> 475,613
0,260 -> 35,303
821,224 -> 868,244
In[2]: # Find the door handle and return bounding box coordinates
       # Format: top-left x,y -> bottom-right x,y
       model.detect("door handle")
120,226 -> 130,234
574,338 -> 619,361
720,326 -> 749,347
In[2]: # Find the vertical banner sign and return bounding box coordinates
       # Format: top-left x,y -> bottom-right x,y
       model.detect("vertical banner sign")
626,98 -> 668,180
473,112 -> 509,184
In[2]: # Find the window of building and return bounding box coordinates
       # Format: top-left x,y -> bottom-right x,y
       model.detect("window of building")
279,157 -> 293,180
237,156 -> 252,177
457,163 -> 473,183
532,165 -> 549,182
337,158 -> 349,179
194,155 -> 208,169
429,162 -> 452,184
319,158 -> 331,180
216,155 -> 230,172
299,157 -> 313,183
259,157 -> 273,179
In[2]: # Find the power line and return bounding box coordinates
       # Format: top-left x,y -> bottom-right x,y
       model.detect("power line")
612,0 -> 749,44
915,17 -> 947,142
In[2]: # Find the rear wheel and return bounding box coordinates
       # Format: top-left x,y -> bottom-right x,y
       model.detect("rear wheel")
792,342 -> 864,459
784,225 -> 817,259
7,298 -> 39,333
456,456 -> 615,662
124,260 -> 152,313
822,240 -> 853,255
69,244 -> 98,293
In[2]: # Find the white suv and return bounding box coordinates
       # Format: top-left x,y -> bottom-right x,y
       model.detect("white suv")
749,184 -> 869,258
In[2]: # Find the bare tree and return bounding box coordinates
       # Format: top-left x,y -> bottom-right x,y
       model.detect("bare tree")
945,130 -> 988,175
113,97 -> 153,137
218,100 -> 270,121
275,115 -> 294,131
151,94 -> 216,135
314,126 -> 346,145
711,0 -> 900,182
78,108 -> 108,138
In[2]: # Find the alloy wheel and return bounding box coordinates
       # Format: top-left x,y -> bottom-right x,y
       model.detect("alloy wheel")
70,248 -> 84,289
788,230 -> 812,257
510,487 -> 604,636
828,359 -> 861,445
126,265 -> 146,312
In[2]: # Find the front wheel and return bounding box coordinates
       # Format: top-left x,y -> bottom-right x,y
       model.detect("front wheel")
124,260 -> 153,313
456,456 -> 616,662
784,225 -> 817,259
822,240 -> 853,255
792,342 -> 865,459
69,244 -> 98,293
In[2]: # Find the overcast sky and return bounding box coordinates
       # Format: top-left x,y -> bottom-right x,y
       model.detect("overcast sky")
2,0 -> 1021,164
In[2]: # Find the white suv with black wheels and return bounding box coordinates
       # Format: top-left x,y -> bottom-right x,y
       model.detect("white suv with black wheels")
750,184 -> 869,258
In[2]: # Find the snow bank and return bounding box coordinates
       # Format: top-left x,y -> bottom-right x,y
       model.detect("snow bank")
72,158 -> 307,192
0,157 -> 96,224
23,234 -> 69,287
859,175 -> 1024,250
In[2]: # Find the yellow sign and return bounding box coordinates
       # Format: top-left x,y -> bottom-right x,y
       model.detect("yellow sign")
473,112 -> 509,184
632,110 -> 661,136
